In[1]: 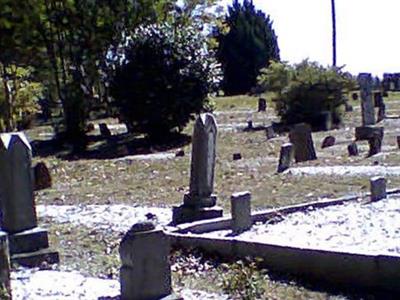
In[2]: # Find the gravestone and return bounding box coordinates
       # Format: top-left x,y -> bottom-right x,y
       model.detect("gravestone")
321,136 -> 335,148
317,111 -> 332,131
119,222 -> 179,300
0,232 -> 10,299
231,191 -> 252,234
33,162 -> 52,191
358,73 -> 375,126
289,123 -> 317,163
370,176 -> 386,202
397,136 -> 400,149
172,114 -> 222,225
247,120 -> 253,130
258,98 -> 267,112
347,142 -> 359,156
277,143 -> 294,173
0,132 -> 59,267
99,123 -> 111,137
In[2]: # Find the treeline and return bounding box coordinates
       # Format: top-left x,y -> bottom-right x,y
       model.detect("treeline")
0,0 -> 282,151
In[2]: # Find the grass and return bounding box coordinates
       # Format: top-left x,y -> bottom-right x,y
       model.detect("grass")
29,92 -> 400,299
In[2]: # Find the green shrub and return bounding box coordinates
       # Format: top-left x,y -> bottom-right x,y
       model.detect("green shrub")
109,22 -> 221,140
216,0 -> 280,95
258,60 -> 355,129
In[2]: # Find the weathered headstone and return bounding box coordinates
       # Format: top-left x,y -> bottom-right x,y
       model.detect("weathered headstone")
172,114 -> 222,224
289,123 -> 317,163
0,132 -> 59,267
265,125 -> 276,139
99,123 -> 111,137
0,232 -> 11,299
347,142 -> 359,156
370,176 -> 386,202
231,191 -> 252,234
33,162 -> 52,191
258,98 -> 267,112
277,143 -> 294,173
321,136 -> 335,148
233,153 -> 242,160
358,73 -> 376,126
119,222 -> 178,300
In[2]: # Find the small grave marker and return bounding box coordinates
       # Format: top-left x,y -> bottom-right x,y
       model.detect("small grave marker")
231,191 -> 252,234
258,98 -> 267,112
321,136 -> 335,148
289,123 -> 317,162
370,176 -> 386,201
277,143 -> 294,173
347,142 -> 359,156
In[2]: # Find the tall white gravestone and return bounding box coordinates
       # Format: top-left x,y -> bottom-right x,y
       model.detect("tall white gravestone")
172,114 -> 223,224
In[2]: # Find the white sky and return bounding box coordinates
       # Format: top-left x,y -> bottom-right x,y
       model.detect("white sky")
218,0 -> 400,77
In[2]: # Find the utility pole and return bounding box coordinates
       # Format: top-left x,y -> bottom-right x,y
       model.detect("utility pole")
331,0 -> 337,66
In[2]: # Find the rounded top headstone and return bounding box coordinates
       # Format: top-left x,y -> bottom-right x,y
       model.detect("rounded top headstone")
128,221 -> 155,234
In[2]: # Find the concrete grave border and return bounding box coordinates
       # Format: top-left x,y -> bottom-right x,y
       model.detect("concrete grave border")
167,189 -> 400,292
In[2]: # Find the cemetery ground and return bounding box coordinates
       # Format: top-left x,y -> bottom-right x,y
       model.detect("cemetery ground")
23,92 -> 400,299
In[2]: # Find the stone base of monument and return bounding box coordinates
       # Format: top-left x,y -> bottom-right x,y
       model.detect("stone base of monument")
8,227 -> 59,267
355,126 -> 383,141
172,205 -> 223,225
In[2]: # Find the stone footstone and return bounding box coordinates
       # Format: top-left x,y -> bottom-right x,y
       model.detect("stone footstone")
321,136 -> 335,148
289,123 -> 317,163
370,176 -> 386,202
358,73 -> 376,126
277,143 -> 294,173
172,114 -> 222,225
231,191 -> 252,234
0,232 -> 11,299
347,142 -> 359,156
119,222 -> 178,300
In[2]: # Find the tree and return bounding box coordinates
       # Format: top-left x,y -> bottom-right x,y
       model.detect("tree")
216,0 -> 280,95
331,0 -> 337,66
109,22 -> 221,140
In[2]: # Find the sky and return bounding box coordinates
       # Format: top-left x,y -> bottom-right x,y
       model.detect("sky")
218,0 -> 400,77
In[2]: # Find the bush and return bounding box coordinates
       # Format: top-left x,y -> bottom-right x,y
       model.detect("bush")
109,22 -> 221,140
258,60 -> 355,129
216,0 -> 280,95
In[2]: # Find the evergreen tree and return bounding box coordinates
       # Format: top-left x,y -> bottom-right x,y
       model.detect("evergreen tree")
217,0 -> 280,95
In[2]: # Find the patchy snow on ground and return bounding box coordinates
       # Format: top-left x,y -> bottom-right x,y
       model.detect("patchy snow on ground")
286,165 -> 400,177
11,269 -> 228,300
12,269 -> 119,300
201,196 -> 400,256
113,152 -> 176,161
37,205 -> 172,233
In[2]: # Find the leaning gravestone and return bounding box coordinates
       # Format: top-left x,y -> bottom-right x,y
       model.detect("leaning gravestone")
289,123 -> 317,163
172,114 -> 223,225
0,132 -> 59,267
358,73 -> 375,126
119,222 -> 180,300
